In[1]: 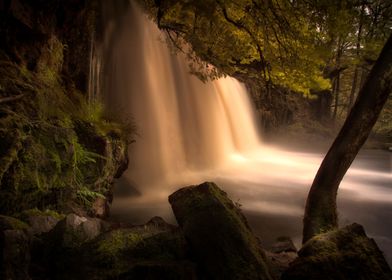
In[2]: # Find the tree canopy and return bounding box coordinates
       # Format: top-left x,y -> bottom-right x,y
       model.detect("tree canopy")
140,0 -> 392,99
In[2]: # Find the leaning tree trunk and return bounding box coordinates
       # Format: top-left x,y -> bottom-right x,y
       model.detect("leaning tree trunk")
303,34 -> 392,243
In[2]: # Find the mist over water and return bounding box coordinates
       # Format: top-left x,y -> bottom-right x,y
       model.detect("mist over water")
108,3 -> 392,264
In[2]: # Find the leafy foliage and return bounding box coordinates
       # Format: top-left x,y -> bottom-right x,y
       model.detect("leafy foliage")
140,0 -> 331,96
140,0 -> 392,135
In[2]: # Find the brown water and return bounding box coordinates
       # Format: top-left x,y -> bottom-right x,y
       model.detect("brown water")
107,3 -> 392,264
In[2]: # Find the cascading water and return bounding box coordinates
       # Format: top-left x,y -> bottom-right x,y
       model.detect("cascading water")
106,2 -> 392,264
107,3 -> 261,189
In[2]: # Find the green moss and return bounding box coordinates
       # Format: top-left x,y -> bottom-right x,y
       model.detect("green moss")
19,208 -> 65,221
0,46 -> 130,215
169,182 -> 273,279
283,224 -> 392,280
0,215 -> 29,230
97,230 -> 144,261
76,187 -> 106,208
36,36 -> 64,87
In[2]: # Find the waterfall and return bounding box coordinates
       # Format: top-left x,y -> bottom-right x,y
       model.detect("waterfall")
107,3 -> 261,189
106,5 -> 392,264
88,32 -> 102,103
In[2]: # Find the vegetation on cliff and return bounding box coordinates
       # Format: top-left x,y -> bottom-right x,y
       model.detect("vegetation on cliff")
0,0 -> 131,216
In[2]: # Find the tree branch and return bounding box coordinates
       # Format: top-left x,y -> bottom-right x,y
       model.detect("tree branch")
0,94 -> 25,105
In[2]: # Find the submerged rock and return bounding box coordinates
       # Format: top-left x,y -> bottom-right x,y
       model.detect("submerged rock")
169,181 -> 273,280
282,223 -> 392,280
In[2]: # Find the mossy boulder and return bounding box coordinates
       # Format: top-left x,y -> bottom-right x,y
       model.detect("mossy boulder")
18,208 -> 64,235
282,223 -> 392,280
0,214 -> 29,231
169,182 -> 274,280
36,216 -> 197,280
82,217 -> 192,279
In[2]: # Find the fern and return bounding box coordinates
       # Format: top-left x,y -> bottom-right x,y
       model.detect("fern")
76,186 -> 105,207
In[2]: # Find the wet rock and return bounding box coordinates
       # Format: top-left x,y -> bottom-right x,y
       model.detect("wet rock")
91,218 -> 188,268
270,236 -> 297,254
265,236 -> 298,279
26,215 -> 59,235
169,181 -> 273,280
19,209 -> 63,235
282,223 -> 392,280
266,251 -> 297,279
0,215 -> 31,280
50,214 -> 107,248
54,217 -> 197,280
0,215 -> 29,231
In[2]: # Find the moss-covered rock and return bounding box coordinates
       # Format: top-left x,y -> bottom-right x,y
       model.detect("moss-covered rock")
17,208 -> 64,235
0,215 -> 29,231
32,216 -> 196,280
169,182 -> 274,280
83,217 -> 191,278
282,223 -> 392,280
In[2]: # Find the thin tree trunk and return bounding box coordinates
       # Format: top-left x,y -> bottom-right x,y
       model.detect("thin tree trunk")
0,94 -> 24,105
333,72 -> 340,120
333,38 -> 342,121
348,3 -> 365,110
303,34 -> 392,243
348,67 -> 359,109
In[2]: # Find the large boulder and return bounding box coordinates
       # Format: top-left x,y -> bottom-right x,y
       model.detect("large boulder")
282,223 -> 392,280
169,182 -> 274,280
34,216 -> 197,280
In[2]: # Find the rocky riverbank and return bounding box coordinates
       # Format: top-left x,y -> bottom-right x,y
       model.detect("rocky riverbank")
1,182 -> 391,279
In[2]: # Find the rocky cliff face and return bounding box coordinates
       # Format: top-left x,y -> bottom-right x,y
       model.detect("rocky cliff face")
0,0 -> 130,216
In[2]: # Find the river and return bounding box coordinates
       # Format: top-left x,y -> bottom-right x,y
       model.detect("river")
111,146 -> 392,264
